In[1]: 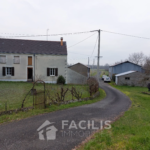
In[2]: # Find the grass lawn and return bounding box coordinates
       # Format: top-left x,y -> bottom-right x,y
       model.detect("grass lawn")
90,69 -> 109,77
0,82 -> 90,112
0,82 -> 106,124
79,83 -> 150,150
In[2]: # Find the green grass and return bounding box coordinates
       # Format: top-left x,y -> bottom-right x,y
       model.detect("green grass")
90,69 -> 109,77
0,88 -> 106,124
79,83 -> 150,150
0,82 -> 90,111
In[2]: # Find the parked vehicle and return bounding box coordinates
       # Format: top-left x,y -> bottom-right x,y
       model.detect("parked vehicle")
104,76 -> 111,82
102,75 -> 107,80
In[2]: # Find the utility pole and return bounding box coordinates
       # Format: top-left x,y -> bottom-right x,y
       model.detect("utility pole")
88,57 -> 89,67
93,59 -> 95,69
90,29 -> 101,82
97,29 -> 100,81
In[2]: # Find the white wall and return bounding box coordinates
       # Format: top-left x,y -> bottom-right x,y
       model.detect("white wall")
35,55 -> 67,83
0,53 -> 67,82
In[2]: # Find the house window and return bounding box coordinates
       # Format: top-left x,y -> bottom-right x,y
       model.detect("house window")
2,67 -> 14,76
0,55 -> 6,64
28,56 -> 32,66
6,67 -> 12,75
125,77 -> 130,80
50,68 -> 55,76
47,68 -> 58,76
14,56 -> 20,64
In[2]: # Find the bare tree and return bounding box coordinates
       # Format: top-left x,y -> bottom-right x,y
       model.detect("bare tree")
143,56 -> 150,74
128,52 -> 145,65
113,60 -> 124,65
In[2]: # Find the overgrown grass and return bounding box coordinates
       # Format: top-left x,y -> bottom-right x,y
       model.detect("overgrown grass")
0,82 -> 90,111
79,83 -> 150,150
0,88 -> 106,124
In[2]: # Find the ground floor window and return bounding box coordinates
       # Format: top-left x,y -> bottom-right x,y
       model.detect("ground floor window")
50,68 -> 55,76
6,67 -> 12,75
2,67 -> 14,76
47,68 -> 58,76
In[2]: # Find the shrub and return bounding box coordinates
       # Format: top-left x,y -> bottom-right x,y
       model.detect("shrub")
87,77 -> 99,96
147,83 -> 150,91
112,74 -> 116,82
57,75 -> 65,85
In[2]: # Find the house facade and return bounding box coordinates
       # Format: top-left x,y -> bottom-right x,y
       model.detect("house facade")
109,61 -> 143,78
0,38 -> 67,83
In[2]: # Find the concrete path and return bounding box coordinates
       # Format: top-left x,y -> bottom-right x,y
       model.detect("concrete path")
0,81 -> 131,150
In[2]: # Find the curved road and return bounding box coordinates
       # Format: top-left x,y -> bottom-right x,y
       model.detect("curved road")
0,81 -> 131,150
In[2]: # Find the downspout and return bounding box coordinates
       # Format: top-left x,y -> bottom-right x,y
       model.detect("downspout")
34,53 -> 35,82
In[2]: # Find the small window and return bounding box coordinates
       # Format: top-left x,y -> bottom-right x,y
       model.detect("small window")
6,67 -> 12,75
0,55 -> 6,64
2,67 -> 14,76
28,56 -> 32,66
14,56 -> 20,64
125,77 -> 130,80
47,68 -> 58,76
50,68 -> 56,76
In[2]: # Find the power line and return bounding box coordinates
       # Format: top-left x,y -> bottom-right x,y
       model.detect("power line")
1,28 -> 150,42
0,30 -> 93,38
90,35 -> 98,58
102,30 -> 150,40
68,33 -> 97,49
1,29 -> 150,40
68,52 -> 90,56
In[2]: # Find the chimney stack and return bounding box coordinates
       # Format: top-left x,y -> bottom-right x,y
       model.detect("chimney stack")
61,37 -> 63,46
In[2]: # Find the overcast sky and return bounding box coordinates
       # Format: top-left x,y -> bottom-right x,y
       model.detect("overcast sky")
0,0 -> 150,65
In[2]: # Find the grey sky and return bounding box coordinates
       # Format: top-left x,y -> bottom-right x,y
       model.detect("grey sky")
0,0 -> 150,65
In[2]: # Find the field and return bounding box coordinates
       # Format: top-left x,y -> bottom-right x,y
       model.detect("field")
0,82 -> 90,112
90,69 -> 109,77
79,83 -> 150,150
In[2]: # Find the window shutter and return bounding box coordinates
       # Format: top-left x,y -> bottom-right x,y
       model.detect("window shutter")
2,67 -> 5,76
12,67 -> 14,76
47,68 -> 50,76
55,68 -> 58,76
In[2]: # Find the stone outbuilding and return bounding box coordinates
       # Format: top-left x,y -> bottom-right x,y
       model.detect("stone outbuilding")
67,63 -> 90,84
115,71 -> 150,87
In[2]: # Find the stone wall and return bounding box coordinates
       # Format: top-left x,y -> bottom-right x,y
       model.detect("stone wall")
117,72 -> 150,87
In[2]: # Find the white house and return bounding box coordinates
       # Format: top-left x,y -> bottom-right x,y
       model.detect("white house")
0,38 -> 67,83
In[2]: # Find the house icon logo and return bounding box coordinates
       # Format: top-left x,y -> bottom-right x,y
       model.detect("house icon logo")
37,120 -> 58,140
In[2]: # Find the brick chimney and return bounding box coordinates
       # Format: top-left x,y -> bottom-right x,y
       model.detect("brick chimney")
61,37 -> 63,46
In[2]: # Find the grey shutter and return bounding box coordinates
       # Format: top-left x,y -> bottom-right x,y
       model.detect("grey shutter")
47,68 -> 50,76
2,67 -> 5,76
55,68 -> 58,76
12,67 -> 14,76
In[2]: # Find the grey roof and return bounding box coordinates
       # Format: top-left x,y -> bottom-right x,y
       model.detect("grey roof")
68,62 -> 90,68
0,38 -> 67,55
110,61 -> 142,67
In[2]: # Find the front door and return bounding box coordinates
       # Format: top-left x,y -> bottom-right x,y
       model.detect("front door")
28,68 -> 33,81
